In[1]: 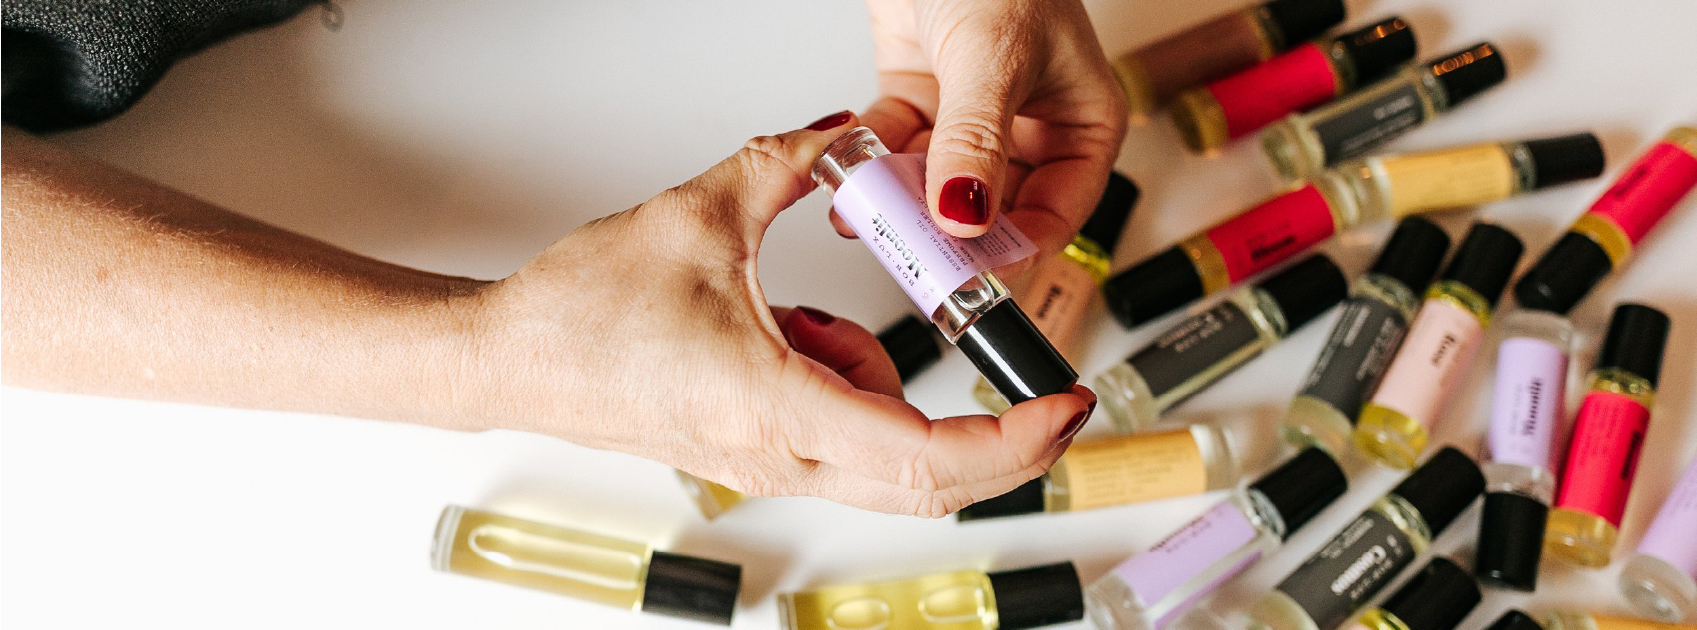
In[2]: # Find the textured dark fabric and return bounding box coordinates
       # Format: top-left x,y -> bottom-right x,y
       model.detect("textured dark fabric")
3,0 -> 318,132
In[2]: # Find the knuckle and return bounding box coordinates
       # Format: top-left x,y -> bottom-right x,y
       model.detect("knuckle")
936,115 -> 1005,164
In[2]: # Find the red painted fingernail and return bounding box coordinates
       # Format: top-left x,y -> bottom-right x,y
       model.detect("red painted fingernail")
1061,410 -> 1089,440
797,306 -> 837,326
940,176 -> 990,226
804,111 -> 853,131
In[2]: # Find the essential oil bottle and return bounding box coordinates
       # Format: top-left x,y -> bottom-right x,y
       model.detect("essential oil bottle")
431,506 -> 742,625
1541,611 -> 1694,630
1111,0 -> 1345,121
1086,448 -> 1347,630
1097,254 -> 1348,433
1333,132 -> 1607,218
1347,557 -> 1482,630
779,561 -> 1084,630
1172,16 -> 1416,153
815,127 -> 1075,404
974,173 -> 1140,412
1244,447 -> 1484,630
1355,223 -> 1524,469
1517,126 -> 1697,312
1262,42 -> 1507,182
1621,457 -> 1697,622
1282,217 -> 1450,455
956,424 -> 1238,521
1547,303 -> 1671,567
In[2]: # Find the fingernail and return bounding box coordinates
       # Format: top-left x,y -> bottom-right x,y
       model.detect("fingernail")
797,306 -> 837,326
804,110 -> 853,131
1061,409 -> 1089,440
940,176 -> 990,226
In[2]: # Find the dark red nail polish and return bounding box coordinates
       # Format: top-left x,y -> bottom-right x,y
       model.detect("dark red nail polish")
1061,410 -> 1088,440
939,177 -> 990,226
805,111 -> 853,131
798,306 -> 837,326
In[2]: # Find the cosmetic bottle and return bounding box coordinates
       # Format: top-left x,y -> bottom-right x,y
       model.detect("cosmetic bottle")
779,561 -> 1084,630
1097,254 -> 1348,433
1622,457 -> 1697,622
1347,557 -> 1482,630
1541,611 -> 1695,630
815,127 -> 1075,405
1485,610 -> 1544,630
1282,217 -> 1450,455
1355,223 -> 1524,469
1173,16 -> 1415,153
431,506 -> 741,625
974,173 -> 1140,413
1262,42 -> 1507,182
1547,303 -> 1671,568
957,424 -> 1238,521
1517,126 -> 1697,312
678,314 -> 947,520
1244,447 -> 1484,630
1334,132 -> 1607,218
1112,0 -> 1345,121
1086,448 -> 1347,630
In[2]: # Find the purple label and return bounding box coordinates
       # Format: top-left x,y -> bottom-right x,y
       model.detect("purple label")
1486,337 -> 1567,470
1112,501 -> 1261,626
1638,458 -> 1697,578
831,154 -> 1037,314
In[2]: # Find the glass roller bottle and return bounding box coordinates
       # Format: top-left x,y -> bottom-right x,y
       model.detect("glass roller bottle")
779,561 -> 1084,630
1620,457 -> 1697,623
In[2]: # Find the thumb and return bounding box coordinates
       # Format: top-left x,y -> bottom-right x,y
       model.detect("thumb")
925,60 -> 1020,238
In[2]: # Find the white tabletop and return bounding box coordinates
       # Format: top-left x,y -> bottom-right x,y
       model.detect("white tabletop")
4,1 -> 1695,628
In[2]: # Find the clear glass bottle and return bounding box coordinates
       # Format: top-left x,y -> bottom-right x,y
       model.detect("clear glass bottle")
1086,448 -> 1347,630
1244,447 -> 1484,630
1345,557 -> 1481,630
1262,42 -> 1507,182
957,424 -> 1238,521
1620,457 -> 1697,622
779,561 -> 1083,630
1541,611 -> 1693,630
1282,217 -> 1449,455
1355,223 -> 1523,469
1098,254 -> 1347,433
430,505 -> 742,625
1334,132 -> 1606,219
1547,304 -> 1671,568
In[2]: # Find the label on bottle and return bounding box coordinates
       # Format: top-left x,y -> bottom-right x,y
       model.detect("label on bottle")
1586,140 -> 1697,245
1212,43 -> 1339,139
1113,500 -> 1263,628
1554,391 -> 1652,527
1311,81 -> 1427,164
1297,295 -> 1410,421
1365,298 -> 1484,430
1486,336 -> 1568,470
1205,184 -> 1337,283
1130,300 -> 1263,404
1637,459 -> 1697,577
1016,252 -> 1096,359
832,153 -> 1037,315
1380,143 -> 1517,216
1059,429 -> 1207,511
1274,509 -> 1415,630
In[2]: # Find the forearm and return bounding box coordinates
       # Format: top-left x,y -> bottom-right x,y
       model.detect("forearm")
1,128 -> 492,429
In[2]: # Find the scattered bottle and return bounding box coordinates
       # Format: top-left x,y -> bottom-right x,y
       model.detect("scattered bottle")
1262,42 -> 1508,182
1621,457 -> 1697,622
1547,303 -> 1672,568
1347,557 -> 1482,630
779,561 -> 1084,630
1355,223 -> 1524,469
1173,16 -> 1416,153
1541,611 -> 1694,630
1097,254 -> 1348,433
431,506 -> 741,625
1333,132 -> 1606,218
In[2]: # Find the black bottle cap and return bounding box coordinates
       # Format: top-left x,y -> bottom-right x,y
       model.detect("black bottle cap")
956,477 -> 1045,521
1427,42 -> 1507,107
1513,232 -> 1614,315
1474,491 -> 1549,591
1440,223 -> 1524,308
1257,254 -> 1349,332
1080,172 -> 1141,255
1369,217 -> 1452,293
876,314 -> 943,384
1378,557 -> 1482,630
1522,132 -> 1606,190
1248,447 -> 1348,539
1486,610 -> 1545,630
640,550 -> 742,625
986,562 -> 1085,630
956,301 -> 1078,405
1337,16 -> 1418,86
1391,446 -> 1485,536
1597,303 -> 1671,386
1262,0 -> 1347,48
1103,246 -> 1205,327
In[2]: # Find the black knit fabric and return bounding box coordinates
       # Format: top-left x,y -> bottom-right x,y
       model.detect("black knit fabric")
3,0 -> 317,131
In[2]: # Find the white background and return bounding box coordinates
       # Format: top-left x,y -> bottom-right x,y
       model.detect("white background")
4,1 -> 1696,628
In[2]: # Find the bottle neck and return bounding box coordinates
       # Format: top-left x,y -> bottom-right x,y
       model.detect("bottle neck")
1425,280 -> 1496,327
1586,367 -> 1656,408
